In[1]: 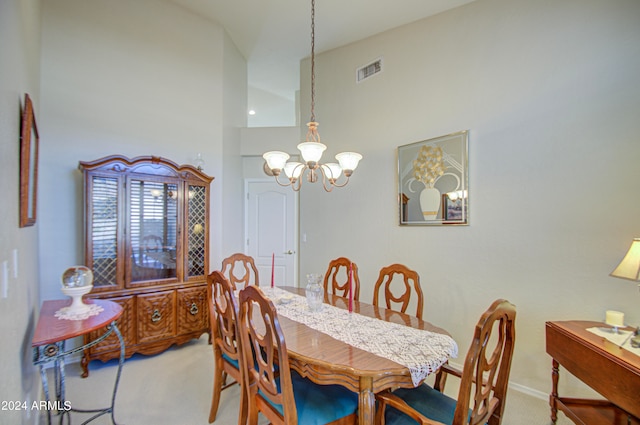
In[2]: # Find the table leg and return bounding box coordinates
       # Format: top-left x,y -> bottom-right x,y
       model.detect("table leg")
58,322 -> 125,424
358,378 -> 375,425
109,324 -> 125,424
39,364 -> 52,425
36,341 -> 67,425
58,356 -> 71,424
54,358 -> 60,402
550,358 -> 559,424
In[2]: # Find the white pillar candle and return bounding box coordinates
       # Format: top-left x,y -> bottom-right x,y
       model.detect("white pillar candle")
605,310 -> 624,327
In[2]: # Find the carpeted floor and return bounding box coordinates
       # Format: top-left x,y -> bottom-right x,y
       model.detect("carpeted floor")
39,335 -> 571,424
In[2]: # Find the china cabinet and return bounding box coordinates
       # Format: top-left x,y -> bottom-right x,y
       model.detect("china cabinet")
78,155 -> 213,377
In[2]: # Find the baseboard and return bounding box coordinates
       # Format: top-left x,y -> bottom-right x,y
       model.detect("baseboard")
508,381 -> 549,400
447,361 -> 548,401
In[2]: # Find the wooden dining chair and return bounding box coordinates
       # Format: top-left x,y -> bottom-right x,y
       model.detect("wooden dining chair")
237,285 -> 359,425
373,264 -> 424,319
324,257 -> 361,301
374,299 -> 517,425
221,253 -> 259,289
207,270 -> 246,424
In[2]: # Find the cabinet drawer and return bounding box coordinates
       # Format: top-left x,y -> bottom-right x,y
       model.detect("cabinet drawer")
137,291 -> 176,343
86,296 -> 136,355
177,286 -> 208,334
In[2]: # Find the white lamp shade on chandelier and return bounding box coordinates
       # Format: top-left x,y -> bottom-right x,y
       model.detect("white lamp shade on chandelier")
298,141 -> 326,164
263,151 -> 290,172
284,162 -> 304,179
335,152 -> 363,175
263,142 -> 362,189
322,163 -> 342,179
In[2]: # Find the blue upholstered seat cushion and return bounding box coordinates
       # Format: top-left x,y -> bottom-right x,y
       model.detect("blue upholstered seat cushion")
384,384 -> 467,425
264,370 -> 358,425
221,352 -> 240,369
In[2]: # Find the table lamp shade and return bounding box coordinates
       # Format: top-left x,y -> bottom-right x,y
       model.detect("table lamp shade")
610,238 -> 640,281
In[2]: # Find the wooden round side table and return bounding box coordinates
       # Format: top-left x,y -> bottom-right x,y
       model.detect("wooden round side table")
32,299 -> 124,425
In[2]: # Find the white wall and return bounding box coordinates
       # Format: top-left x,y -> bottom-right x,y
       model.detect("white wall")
0,1 -> 42,423
241,126 -> 301,156
220,31 -> 249,260
298,0 -> 640,396
38,0 -> 247,305
247,86 -> 297,128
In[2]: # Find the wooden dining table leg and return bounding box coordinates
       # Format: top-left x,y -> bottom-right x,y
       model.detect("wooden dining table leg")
359,377 -> 375,425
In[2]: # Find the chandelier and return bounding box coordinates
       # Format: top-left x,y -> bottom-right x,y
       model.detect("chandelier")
262,0 -> 362,192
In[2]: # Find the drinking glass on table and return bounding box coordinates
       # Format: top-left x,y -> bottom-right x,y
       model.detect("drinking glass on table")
305,273 -> 324,312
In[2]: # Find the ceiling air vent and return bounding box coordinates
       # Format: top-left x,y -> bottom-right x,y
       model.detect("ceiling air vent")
356,58 -> 383,83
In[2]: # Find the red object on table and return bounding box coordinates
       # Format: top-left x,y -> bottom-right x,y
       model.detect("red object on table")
271,253 -> 275,287
348,263 -> 353,312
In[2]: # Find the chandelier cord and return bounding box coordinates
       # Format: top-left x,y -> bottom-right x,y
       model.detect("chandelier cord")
310,0 -> 316,123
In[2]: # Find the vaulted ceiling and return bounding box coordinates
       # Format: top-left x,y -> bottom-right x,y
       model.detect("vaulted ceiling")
170,0 -> 476,125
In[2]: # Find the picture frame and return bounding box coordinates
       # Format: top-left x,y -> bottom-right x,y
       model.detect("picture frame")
19,93 -> 39,228
442,193 -> 467,222
398,130 -> 468,226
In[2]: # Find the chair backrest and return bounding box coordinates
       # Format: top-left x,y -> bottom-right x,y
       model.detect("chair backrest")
323,257 -> 360,301
238,285 -> 297,424
456,299 -> 516,425
207,270 -> 242,367
372,263 -> 424,319
221,253 -> 259,289
141,234 -> 163,252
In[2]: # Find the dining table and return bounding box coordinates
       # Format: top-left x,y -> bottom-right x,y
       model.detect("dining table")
262,286 -> 458,425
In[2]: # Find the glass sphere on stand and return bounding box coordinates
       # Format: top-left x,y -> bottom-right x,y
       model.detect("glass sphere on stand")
60,266 -> 94,314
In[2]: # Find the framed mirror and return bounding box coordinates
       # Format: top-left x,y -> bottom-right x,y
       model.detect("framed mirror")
398,130 -> 468,226
19,94 -> 39,228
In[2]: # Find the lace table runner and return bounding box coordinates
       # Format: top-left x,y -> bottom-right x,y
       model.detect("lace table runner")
263,287 -> 458,386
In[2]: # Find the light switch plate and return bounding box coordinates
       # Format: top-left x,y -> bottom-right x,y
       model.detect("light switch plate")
11,249 -> 18,279
1,261 -> 8,298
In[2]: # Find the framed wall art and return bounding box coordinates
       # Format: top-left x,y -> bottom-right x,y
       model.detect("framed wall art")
19,93 -> 39,228
398,130 -> 468,226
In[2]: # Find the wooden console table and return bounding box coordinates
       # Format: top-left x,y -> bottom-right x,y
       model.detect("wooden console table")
545,320 -> 640,424
32,299 -> 124,425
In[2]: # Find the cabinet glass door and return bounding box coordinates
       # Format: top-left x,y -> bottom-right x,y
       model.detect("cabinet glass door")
129,179 -> 178,283
186,184 -> 207,279
89,174 -> 120,289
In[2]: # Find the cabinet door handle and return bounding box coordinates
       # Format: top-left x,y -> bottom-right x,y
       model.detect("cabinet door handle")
190,302 -> 199,315
151,309 -> 162,323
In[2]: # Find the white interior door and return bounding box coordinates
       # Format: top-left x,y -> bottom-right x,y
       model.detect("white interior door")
245,180 -> 298,287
